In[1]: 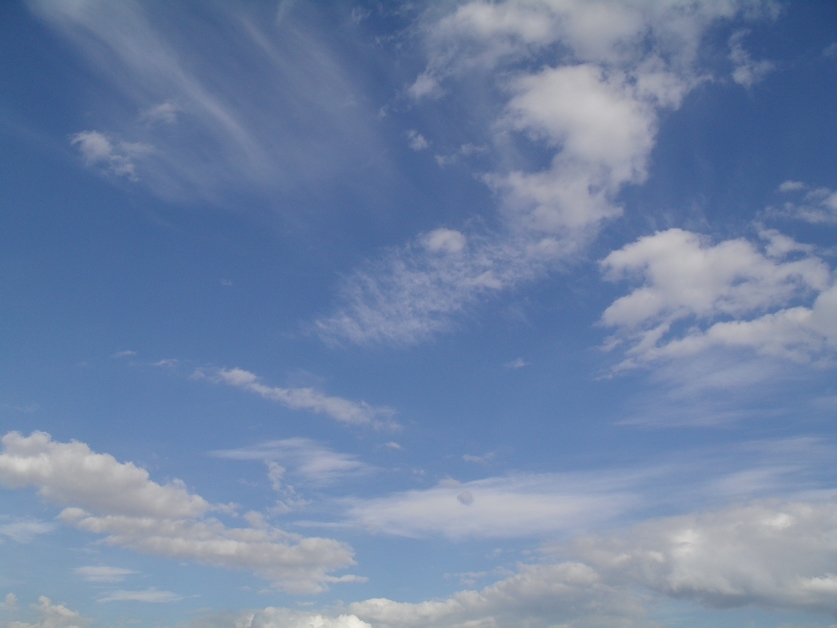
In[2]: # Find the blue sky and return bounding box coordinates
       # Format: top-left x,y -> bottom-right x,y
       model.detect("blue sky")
1,1 -> 836,627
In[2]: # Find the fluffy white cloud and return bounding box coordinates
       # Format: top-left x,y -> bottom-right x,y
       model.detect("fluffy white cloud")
0,432 -> 358,594
345,472 -> 638,539
319,0 -> 766,346
575,498 -> 837,615
7,596 -> 91,628
197,368 -> 396,428
600,228 -> 835,368
0,431 -> 208,519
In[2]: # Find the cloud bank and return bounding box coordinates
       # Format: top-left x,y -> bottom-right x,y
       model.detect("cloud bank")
0,432 -> 358,594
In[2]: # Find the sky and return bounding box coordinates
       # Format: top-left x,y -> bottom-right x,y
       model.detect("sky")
1,1 -> 836,627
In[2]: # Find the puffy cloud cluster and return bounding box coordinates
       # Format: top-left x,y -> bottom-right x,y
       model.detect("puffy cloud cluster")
0,432 -> 357,594
601,228 -> 835,369
212,498 -> 837,627
6,596 -> 91,628
196,367 -> 397,428
318,0 -> 768,346
575,498 -> 837,615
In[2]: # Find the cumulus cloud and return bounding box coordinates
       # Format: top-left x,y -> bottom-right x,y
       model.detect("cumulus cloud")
317,0 -> 765,346
7,596 -> 91,628
574,498 -> 837,616
0,432 -> 358,594
196,367 -> 396,428
600,228 -> 835,370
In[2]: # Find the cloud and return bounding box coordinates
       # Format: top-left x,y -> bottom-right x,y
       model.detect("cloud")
600,228 -> 835,370
96,589 -> 182,604
317,1 -> 765,346
406,130 -> 429,151
345,472 -> 639,539
0,519 -> 55,543
729,29 -> 774,88
574,498 -> 837,616
30,1 -> 387,202
348,498 -> 837,627
7,596 -> 91,628
0,432 -> 358,594
191,608 -> 372,628
196,367 -> 397,428
69,131 -> 152,181
73,566 -> 137,583
3,593 -> 17,611
213,438 -> 372,487
770,182 -> 837,224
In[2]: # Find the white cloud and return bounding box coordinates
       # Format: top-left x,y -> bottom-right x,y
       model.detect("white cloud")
345,472 -> 638,539
0,432 -> 358,594
70,130 -> 152,181
406,130 -> 429,151
0,431 -> 209,519
96,589 -> 182,603
600,228 -> 835,369
0,519 -> 55,543
575,498 -> 837,615
771,182 -> 837,224
141,101 -> 180,125
3,593 -> 17,610
197,367 -> 396,428
729,29 -> 774,88
317,1 -> 764,346
7,596 -> 91,628
73,566 -> 136,583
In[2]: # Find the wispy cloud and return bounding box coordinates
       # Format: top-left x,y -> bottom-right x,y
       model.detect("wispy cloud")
195,367 -> 397,428
74,565 -> 137,583
97,589 -> 182,604
213,438 -> 372,487
31,1 -> 387,202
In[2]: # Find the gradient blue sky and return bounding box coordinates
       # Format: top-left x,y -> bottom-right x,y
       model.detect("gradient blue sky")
1,2 -> 836,627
